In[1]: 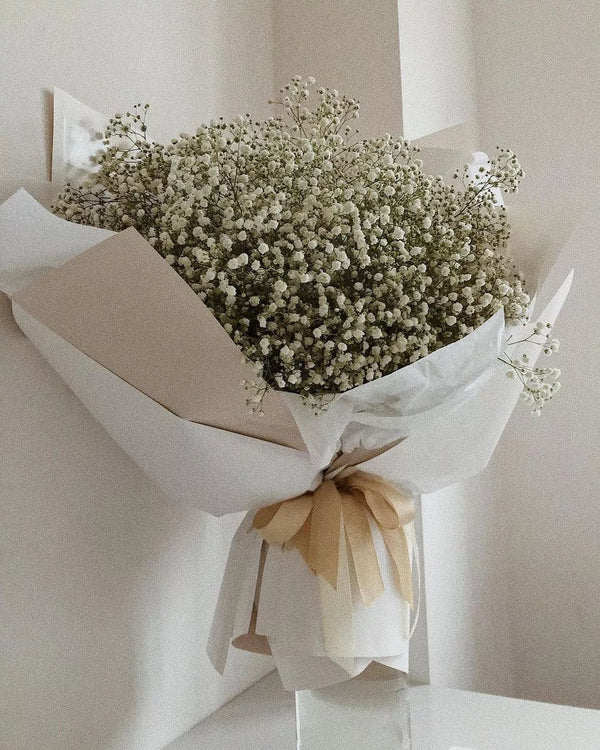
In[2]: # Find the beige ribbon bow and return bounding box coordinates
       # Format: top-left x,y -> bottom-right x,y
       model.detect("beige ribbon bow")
252,462 -> 415,609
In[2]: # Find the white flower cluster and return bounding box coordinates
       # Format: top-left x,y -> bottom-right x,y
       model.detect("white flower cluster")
501,322 -> 561,415
54,78 -> 531,404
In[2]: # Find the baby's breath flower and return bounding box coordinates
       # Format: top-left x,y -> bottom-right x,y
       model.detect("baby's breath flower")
53,79 -> 531,409
500,322 -> 562,414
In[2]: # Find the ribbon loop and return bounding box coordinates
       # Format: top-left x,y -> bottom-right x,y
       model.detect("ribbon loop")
253,494 -> 313,546
345,470 -> 414,529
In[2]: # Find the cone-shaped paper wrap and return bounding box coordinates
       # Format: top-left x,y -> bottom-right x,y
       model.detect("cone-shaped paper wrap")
0,190 -> 573,689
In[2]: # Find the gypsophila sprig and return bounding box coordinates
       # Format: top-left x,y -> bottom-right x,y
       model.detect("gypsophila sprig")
53,77 -> 531,406
500,322 -> 561,415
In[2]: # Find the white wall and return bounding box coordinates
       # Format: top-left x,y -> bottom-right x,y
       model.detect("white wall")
472,1 -> 600,708
0,3 -> 276,749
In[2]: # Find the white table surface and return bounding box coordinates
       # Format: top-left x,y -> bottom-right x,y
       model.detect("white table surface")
166,672 -> 600,750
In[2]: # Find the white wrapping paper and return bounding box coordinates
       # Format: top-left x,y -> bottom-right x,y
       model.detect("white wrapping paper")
0,190 -> 573,690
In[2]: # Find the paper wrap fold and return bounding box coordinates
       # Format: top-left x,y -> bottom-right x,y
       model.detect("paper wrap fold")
0,189 -> 573,690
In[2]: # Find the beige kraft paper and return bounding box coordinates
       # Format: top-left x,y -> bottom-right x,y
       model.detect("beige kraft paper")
13,227 -> 305,450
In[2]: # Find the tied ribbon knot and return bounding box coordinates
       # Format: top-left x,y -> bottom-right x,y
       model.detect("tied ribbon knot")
252,468 -> 415,609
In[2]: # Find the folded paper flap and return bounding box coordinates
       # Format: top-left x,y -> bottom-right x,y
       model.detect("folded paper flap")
0,189 -> 114,296
13,228 -> 305,450
537,269 -> 574,324
13,304 -> 315,515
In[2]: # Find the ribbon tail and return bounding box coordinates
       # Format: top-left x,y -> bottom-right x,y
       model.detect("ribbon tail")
288,514 -> 311,566
308,480 -> 342,590
407,523 -> 422,638
342,493 -> 385,605
380,525 -> 414,608
253,493 -> 313,546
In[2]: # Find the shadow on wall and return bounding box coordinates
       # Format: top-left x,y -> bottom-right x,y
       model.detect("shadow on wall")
0,293 -> 270,750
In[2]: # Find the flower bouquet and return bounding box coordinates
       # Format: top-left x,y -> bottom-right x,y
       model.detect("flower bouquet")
0,78 -> 571,746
